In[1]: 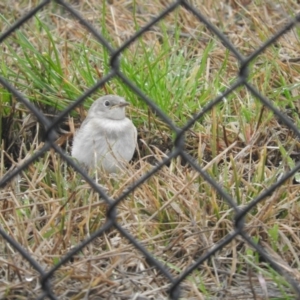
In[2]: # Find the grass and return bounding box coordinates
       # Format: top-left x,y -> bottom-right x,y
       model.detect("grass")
1,0 -> 300,299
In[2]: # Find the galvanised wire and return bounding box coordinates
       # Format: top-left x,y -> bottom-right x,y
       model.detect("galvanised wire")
1,1 -> 300,299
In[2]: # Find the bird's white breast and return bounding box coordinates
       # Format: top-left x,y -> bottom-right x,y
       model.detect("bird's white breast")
72,116 -> 137,172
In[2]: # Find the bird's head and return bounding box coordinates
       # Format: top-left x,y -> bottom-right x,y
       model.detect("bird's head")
88,95 -> 129,120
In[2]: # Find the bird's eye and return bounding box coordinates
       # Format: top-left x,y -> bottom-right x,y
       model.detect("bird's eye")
104,100 -> 110,107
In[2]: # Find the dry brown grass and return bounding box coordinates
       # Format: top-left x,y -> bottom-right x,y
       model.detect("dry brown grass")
1,0 -> 300,299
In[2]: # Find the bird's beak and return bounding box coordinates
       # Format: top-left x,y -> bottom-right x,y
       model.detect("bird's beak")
117,102 -> 129,108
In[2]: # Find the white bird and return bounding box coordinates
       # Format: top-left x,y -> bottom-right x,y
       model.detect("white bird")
72,95 -> 137,173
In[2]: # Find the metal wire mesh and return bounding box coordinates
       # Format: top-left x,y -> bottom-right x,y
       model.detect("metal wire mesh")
1,1 -> 300,299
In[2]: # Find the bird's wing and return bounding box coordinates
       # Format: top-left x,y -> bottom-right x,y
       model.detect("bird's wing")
72,118 -> 111,167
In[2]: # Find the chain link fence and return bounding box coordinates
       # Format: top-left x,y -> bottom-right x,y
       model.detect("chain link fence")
1,1 -> 300,299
